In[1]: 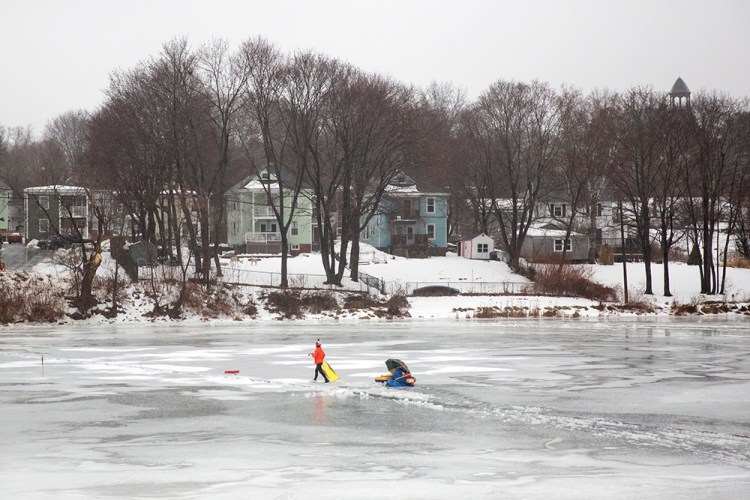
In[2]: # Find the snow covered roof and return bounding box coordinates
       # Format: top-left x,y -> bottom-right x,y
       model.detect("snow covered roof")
460,232 -> 492,242
242,179 -> 273,190
525,227 -> 585,238
385,184 -> 419,194
24,185 -> 88,195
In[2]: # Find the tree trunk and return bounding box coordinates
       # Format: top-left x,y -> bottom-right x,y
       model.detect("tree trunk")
640,206 -> 653,295
662,242 -> 671,297
280,233 -> 289,288
619,201 -> 629,304
77,251 -> 103,313
349,232 -> 361,282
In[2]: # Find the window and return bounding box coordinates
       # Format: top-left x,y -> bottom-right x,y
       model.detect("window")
39,218 -> 49,233
260,222 -> 277,233
426,223 -> 435,240
550,203 -> 566,217
291,244 -> 300,251
291,221 -> 299,236
39,196 -> 49,210
477,243 -> 488,253
597,203 -> 603,216
426,197 -> 435,214
554,239 -> 572,252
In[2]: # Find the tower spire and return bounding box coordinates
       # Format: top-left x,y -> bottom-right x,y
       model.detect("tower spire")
669,77 -> 691,108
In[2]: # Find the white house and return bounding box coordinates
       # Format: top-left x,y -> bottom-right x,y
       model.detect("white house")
460,233 -> 494,260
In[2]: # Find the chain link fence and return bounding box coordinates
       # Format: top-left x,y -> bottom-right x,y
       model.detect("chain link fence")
220,267 -> 550,297
219,266 -> 376,293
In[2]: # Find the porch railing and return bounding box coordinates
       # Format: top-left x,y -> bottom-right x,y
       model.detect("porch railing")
245,232 -> 282,243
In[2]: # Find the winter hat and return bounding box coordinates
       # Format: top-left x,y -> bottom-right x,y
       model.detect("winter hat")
315,339 -> 321,347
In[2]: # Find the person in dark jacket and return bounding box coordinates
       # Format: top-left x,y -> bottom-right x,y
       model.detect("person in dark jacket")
309,340 -> 329,383
386,367 -> 410,387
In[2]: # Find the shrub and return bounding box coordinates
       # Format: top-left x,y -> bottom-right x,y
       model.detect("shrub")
475,306 -> 502,318
726,256 -> 750,269
343,294 -> 380,311
181,281 -> 208,312
671,297 -> 700,316
93,272 -> 130,305
205,287 -> 236,319
532,264 -> 617,302
412,286 -> 460,297
301,291 -> 339,314
687,244 -> 702,266
668,247 -> 689,263
385,293 -> 410,317
242,300 -> 258,316
0,272 -> 65,324
620,301 -> 656,314
264,290 -> 304,319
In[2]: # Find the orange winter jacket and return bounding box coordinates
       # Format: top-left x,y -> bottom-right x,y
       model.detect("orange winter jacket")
312,347 -> 325,364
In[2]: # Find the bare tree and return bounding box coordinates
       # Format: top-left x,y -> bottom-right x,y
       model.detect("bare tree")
653,103 -> 690,296
44,110 -> 90,184
685,92 -> 747,294
470,79 -> 563,271
150,37 -> 209,291
608,87 -> 664,295
334,72 -> 417,281
237,37 -> 305,288
413,82 -> 467,240
197,38 -> 250,279
456,107 -> 496,237
552,88 -> 610,266
284,52 -> 349,285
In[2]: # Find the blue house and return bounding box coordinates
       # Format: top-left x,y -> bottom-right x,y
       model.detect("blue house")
360,173 -> 449,257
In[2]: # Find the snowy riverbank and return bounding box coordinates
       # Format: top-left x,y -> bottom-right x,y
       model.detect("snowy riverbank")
2,248 -> 750,325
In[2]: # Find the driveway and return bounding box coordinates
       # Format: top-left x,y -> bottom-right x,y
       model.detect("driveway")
0,243 -> 51,270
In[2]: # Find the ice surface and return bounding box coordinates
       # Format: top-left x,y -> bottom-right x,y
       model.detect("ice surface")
1,319 -> 749,499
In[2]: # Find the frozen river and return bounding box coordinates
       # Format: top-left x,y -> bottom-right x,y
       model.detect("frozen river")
1,319 -> 749,499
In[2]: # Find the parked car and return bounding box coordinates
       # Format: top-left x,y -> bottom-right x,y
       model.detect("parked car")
7,233 -> 23,244
37,236 -> 67,250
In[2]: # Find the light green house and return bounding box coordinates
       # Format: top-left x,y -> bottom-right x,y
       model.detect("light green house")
225,170 -> 313,254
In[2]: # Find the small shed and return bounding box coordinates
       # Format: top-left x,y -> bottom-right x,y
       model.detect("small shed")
520,227 -> 590,263
459,233 -> 494,260
128,240 -> 159,267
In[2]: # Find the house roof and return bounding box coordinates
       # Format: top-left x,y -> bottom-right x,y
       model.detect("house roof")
24,185 -> 87,195
461,232 -> 492,242
385,173 -> 448,197
230,165 -> 313,193
525,227 -> 585,238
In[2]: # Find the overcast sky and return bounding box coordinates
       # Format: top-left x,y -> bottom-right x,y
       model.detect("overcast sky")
1,0 -> 748,135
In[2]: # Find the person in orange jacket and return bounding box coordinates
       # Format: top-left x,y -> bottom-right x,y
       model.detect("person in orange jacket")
309,339 -> 329,383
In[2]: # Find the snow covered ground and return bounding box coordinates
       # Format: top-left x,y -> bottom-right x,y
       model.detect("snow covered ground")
1,320 -> 749,499
4,243 -> 748,324
216,250 -> 750,319
221,247 -> 750,302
